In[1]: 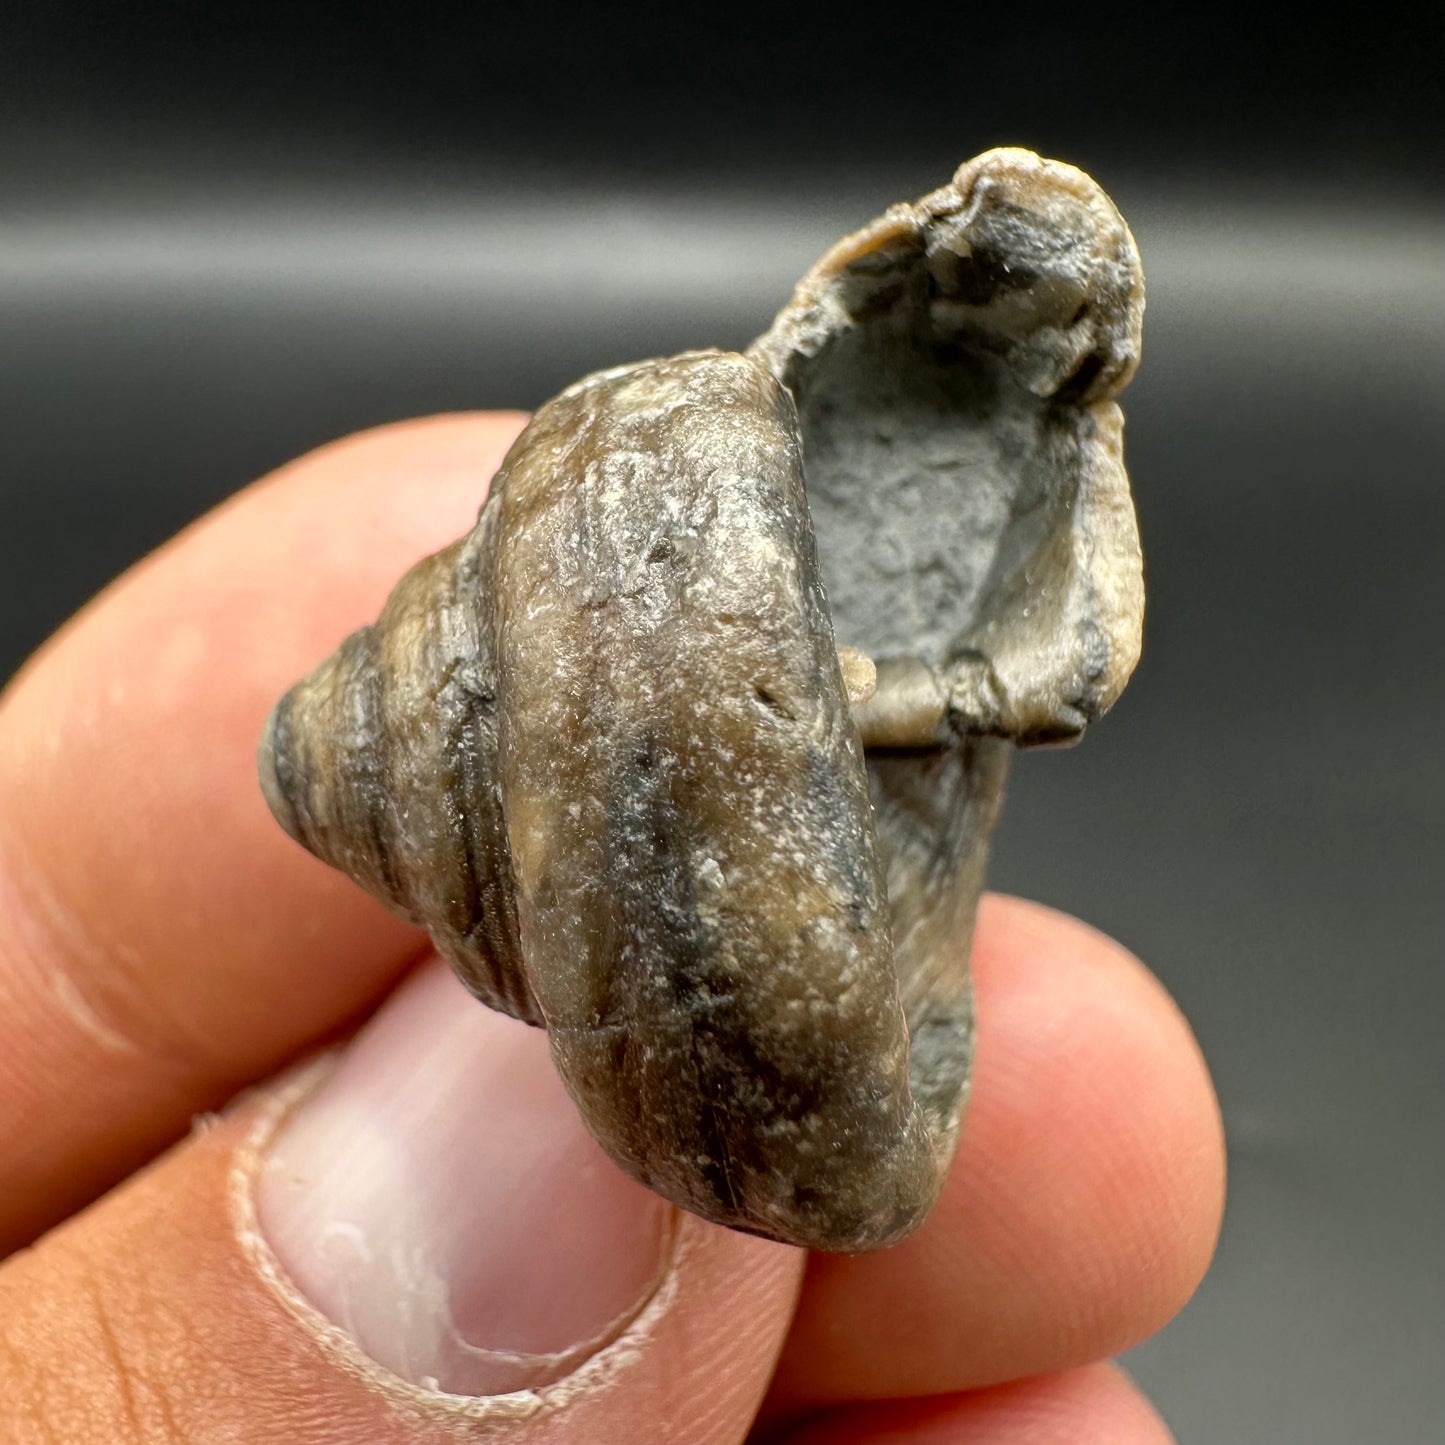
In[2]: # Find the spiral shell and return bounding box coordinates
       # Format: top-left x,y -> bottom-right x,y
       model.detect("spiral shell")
259,148 -> 1145,1251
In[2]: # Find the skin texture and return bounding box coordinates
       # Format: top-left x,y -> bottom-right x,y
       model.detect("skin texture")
0,415 -> 1223,1442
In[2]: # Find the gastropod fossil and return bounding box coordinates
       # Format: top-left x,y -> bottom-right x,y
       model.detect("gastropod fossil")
259,148 -> 1145,1251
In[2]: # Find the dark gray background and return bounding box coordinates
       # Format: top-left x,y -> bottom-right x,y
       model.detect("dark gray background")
3,6 -> 1442,1440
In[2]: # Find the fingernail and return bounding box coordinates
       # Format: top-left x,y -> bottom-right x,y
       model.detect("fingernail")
256,960 -> 671,1395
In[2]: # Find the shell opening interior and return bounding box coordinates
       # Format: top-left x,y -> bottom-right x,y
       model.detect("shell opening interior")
778,204 -> 1109,745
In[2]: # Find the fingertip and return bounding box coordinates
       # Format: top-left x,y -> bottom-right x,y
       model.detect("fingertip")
974,892 -> 1227,1337
242,410 -> 529,519
0,1013 -> 805,1444
768,894 -> 1225,1408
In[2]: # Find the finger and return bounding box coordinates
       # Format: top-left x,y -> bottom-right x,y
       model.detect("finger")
773,1365 -> 1173,1444
0,961 -> 805,1444
0,413 -> 526,1253
766,895 -> 1223,1415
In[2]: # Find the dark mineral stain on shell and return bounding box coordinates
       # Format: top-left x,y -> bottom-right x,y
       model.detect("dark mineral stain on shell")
259,148 -> 1145,1251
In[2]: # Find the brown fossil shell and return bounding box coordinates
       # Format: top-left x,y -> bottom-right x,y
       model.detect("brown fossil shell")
259,148 -> 1144,1251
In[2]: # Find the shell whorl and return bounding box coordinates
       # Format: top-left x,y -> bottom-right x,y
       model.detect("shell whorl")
259,527 -> 536,1023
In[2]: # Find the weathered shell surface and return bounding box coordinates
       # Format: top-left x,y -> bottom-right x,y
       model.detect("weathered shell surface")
260,148 -> 1145,1251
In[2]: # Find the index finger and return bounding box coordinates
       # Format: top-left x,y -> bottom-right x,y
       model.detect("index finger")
0,413 -> 527,1254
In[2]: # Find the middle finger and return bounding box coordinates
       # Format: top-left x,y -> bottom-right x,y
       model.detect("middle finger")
764,895 -> 1223,1418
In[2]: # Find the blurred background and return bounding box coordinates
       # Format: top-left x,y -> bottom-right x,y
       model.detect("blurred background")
2,5 -> 1441,1439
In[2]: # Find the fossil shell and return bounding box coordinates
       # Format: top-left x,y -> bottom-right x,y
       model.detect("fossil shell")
259,148 -> 1144,1251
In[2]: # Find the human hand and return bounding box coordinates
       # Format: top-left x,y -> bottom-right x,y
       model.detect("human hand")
0,415 -> 1224,1442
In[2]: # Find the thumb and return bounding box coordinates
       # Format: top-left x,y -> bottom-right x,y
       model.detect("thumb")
1,962 -> 804,1443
